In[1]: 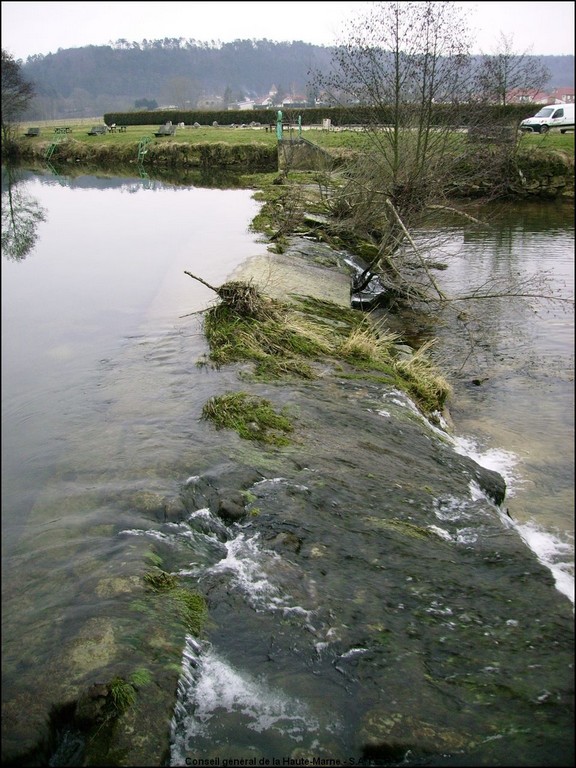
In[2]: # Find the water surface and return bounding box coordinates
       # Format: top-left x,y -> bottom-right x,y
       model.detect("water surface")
383,201 -> 574,603
1,168 -> 573,766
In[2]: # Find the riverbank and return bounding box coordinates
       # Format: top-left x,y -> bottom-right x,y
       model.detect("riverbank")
6,129 -> 575,199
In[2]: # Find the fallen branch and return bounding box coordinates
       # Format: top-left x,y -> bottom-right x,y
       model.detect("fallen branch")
385,198 -> 447,302
184,270 -> 218,293
184,271 -> 274,319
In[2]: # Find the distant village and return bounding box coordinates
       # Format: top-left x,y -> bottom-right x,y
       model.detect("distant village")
193,85 -> 312,112
181,84 -> 576,112
508,86 -> 574,104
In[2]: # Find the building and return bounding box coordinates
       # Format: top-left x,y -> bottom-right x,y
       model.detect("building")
548,87 -> 575,104
506,87 -> 574,105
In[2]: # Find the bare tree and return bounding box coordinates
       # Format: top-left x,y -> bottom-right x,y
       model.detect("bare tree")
1,49 -> 35,143
310,2 -> 525,307
474,33 -> 551,106
311,2 -> 488,299
163,76 -> 202,109
1,166 -> 47,261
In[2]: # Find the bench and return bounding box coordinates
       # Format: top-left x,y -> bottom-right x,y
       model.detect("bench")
154,125 -> 176,137
24,127 -> 40,137
54,126 -> 72,134
87,125 -> 108,135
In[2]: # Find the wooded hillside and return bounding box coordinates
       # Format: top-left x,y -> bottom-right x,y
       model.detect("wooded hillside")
18,39 -> 574,121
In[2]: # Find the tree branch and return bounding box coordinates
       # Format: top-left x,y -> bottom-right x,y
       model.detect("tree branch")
184,270 -> 218,293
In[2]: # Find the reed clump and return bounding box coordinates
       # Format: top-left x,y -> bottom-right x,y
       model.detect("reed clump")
188,275 -> 450,416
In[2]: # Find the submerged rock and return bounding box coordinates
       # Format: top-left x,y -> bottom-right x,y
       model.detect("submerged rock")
2,233 -> 572,767
173,373 -> 573,766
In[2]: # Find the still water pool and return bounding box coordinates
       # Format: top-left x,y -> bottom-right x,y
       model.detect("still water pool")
2,168 -> 269,549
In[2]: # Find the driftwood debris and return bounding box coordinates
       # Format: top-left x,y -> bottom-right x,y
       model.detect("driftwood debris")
184,271 -> 274,319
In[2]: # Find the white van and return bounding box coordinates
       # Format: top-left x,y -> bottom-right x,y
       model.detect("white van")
520,102 -> 574,134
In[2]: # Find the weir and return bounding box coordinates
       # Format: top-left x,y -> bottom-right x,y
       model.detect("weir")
1,168 -> 573,767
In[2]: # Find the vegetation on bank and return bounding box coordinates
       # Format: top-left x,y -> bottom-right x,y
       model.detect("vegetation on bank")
193,277 -> 451,433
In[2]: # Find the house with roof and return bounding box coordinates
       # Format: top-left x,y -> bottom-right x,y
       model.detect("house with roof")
281,94 -> 309,108
548,87 -> 574,104
506,88 -> 550,104
506,86 -> 574,105
255,96 -> 275,108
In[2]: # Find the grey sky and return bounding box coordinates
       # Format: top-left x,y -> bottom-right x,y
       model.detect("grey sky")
1,1 -> 574,61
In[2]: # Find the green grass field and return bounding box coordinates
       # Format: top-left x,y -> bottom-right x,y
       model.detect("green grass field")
19,119 -> 575,154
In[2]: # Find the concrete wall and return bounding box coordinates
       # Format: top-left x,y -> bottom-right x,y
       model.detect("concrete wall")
277,138 -> 334,171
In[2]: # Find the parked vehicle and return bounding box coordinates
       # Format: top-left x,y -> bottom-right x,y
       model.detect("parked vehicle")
520,103 -> 574,134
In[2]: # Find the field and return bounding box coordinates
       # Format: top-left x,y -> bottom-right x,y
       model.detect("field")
18,118 -> 575,154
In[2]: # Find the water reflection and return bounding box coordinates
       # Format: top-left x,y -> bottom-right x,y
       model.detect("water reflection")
44,161 -> 69,186
1,166 -> 269,547
1,165 -> 47,261
20,159 -> 261,190
138,163 -> 152,189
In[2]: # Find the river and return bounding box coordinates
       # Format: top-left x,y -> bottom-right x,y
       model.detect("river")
382,201 -> 574,605
1,166 -> 573,766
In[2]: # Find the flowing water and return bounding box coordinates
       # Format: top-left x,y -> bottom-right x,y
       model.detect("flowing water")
383,201 -> 574,604
1,167 -> 573,766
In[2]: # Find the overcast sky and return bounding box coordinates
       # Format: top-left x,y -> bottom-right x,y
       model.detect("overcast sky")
1,1 -> 574,61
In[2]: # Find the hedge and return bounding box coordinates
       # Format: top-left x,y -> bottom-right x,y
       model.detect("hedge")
104,104 -> 541,129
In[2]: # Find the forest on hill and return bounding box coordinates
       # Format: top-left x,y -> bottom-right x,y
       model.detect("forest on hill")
18,38 -> 574,121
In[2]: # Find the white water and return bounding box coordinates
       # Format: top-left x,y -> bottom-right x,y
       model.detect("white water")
170,637 -> 322,765
452,434 -> 574,606
390,205 -> 575,608
380,388 -> 574,605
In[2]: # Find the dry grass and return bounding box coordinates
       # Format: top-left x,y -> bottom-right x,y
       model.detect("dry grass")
198,279 -> 450,415
338,324 -> 399,362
